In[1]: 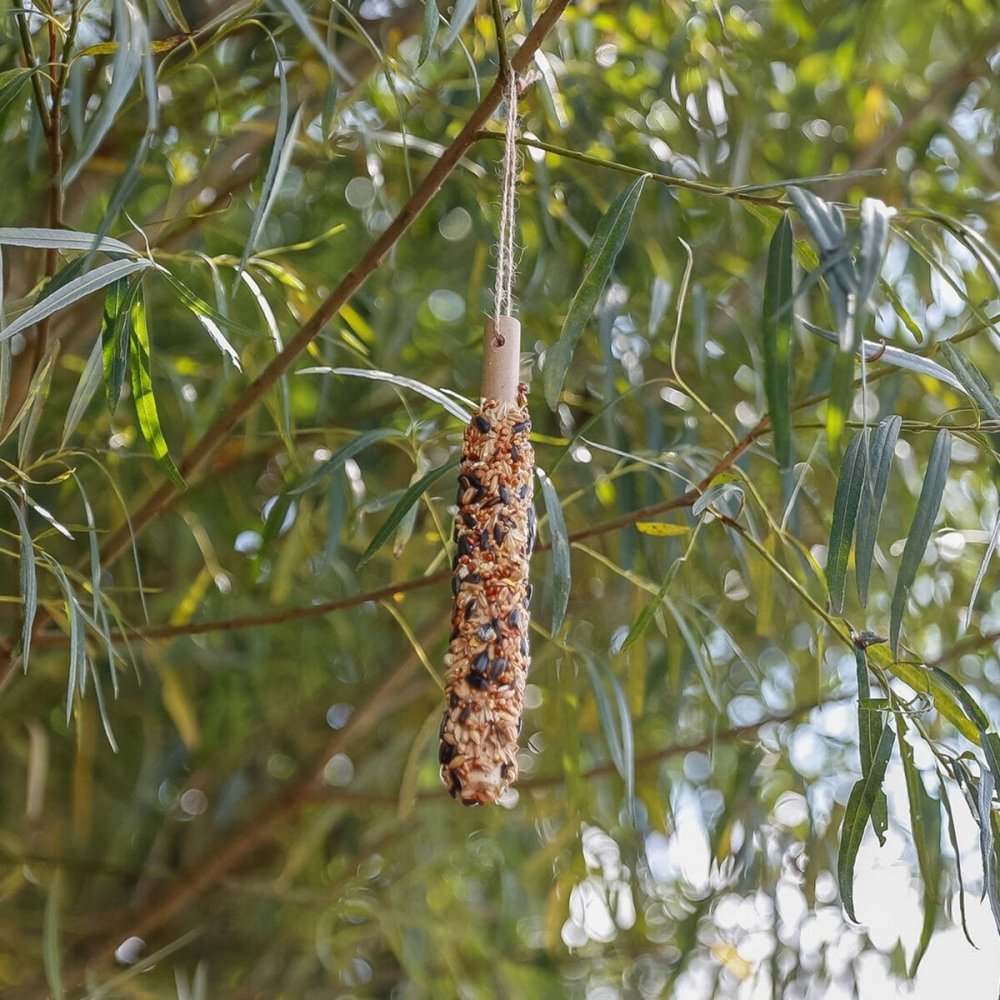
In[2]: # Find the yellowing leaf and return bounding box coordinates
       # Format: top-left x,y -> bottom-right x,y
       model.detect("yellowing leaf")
635,522 -> 690,537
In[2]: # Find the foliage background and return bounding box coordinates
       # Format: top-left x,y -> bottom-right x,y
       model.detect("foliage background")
1,0 -> 1000,996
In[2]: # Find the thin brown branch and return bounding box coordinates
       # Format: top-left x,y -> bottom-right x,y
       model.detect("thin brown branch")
32,421 -> 768,649
0,0 -> 574,692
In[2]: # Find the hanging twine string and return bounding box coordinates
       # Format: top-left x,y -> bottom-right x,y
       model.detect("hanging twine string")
493,70 -> 519,323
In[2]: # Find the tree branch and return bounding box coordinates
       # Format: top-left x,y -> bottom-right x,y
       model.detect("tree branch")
0,0 -> 574,692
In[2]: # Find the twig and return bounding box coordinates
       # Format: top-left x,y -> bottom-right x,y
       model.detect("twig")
72,647 -> 424,979
12,2 -> 51,134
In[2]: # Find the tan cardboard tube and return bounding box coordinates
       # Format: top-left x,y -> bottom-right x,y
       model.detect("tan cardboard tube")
481,316 -> 521,404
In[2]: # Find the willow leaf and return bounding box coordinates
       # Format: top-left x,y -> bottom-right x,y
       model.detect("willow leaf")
939,341 -> 1000,422
856,415 -> 901,607
292,428 -> 404,495
129,291 -> 186,490
357,458 -> 459,569
543,177 -> 646,408
890,430 -> 951,654
763,213 -> 794,468
826,430 -> 867,614
838,720 -> 896,922
897,717 -> 941,976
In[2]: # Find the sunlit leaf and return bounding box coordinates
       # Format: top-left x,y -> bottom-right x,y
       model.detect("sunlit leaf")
890,429 -> 951,654
419,0 -> 440,65
826,429 -> 866,614
235,34 -> 303,288
838,720 -> 895,922
0,227 -> 138,256
302,367 -> 473,423
1,258 -> 153,343
543,176 -> 646,408
939,341 -> 1000,422
856,198 -> 893,314
440,0 -> 478,49
101,277 -> 138,414
855,415 -> 901,607
855,646 -> 888,843
800,317 -> 966,393
62,338 -> 104,447
129,290 -> 187,490
763,213 -> 794,468
357,458 -> 459,568
976,763 -> 1000,935
64,0 -> 145,186
897,717 -> 941,976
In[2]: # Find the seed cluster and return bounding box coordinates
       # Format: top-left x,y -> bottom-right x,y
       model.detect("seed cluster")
439,383 -> 535,805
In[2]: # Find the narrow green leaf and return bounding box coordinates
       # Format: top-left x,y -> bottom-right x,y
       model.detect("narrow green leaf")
64,0 -> 144,186
302,367 -> 473,423
897,718 -> 941,976
543,177 -> 646,408
826,429 -> 867,614
855,646 -> 888,842
440,0 -> 477,49
2,257 -> 153,343
101,277 -> 138,413
17,343 -> 55,466
1,344 -> 57,446
357,458 -> 459,568
939,779 -> 976,947
826,347 -> 855,457
581,652 -> 624,777
939,341 -> 1000,422
0,227 -> 137,257
418,0 -> 440,65
43,555 -> 87,726
856,415 -> 901,607
890,429 -> 951,654
983,732 -> 1000,791
61,338 -> 104,447
691,482 -> 744,519
1,491 -> 37,670
129,291 -> 187,490
292,428 -> 403,495
43,869 -> 64,1000
976,764 -> 1000,934
537,468 -> 570,635
273,0 -> 356,84
967,505 -> 1000,629
0,68 -> 32,122
159,0 -> 190,31
856,198 -> 892,314
926,665 -> 991,734
801,318 -> 966,393
838,720 -> 896,922
788,187 -> 857,350
763,214 -> 794,468
235,35 -> 303,287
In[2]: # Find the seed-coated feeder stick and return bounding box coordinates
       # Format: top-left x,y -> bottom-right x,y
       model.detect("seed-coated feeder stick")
439,73 -> 535,805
